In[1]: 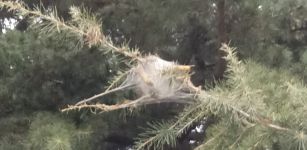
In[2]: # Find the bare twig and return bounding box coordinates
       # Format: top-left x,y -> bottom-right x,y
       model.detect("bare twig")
75,84 -> 135,105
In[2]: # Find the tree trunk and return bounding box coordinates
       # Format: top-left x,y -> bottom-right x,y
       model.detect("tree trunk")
214,0 -> 227,79
217,0 -> 227,43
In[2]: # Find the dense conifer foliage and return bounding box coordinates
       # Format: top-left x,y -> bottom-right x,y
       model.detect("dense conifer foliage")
1,0 -> 307,150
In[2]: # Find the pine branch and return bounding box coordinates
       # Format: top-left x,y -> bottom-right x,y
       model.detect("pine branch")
134,103 -> 208,150
199,86 -> 306,149
105,69 -> 131,91
194,129 -> 226,150
0,0 -> 200,112
3,1 -> 307,149
61,95 -> 195,113
0,1 -> 140,59
75,84 -> 135,106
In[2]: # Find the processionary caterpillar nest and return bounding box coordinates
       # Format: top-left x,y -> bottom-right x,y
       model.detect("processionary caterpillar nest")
62,55 -> 201,112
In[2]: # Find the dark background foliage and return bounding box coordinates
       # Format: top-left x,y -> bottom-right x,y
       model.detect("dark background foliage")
1,0 -> 307,149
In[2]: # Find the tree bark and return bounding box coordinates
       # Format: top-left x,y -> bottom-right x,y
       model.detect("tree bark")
217,0 -> 227,43
215,0 -> 227,79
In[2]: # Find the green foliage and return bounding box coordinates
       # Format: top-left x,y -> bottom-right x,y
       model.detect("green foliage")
2,0 -> 307,150
0,112 -> 93,150
96,0 -> 215,57
227,0 -> 307,79
132,46 -> 307,149
134,103 -> 207,150
0,114 -> 30,150
26,112 -> 91,150
0,29 -> 118,115
197,51 -> 307,149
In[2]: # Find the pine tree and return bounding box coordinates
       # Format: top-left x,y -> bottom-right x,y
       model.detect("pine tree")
2,0 -> 307,149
